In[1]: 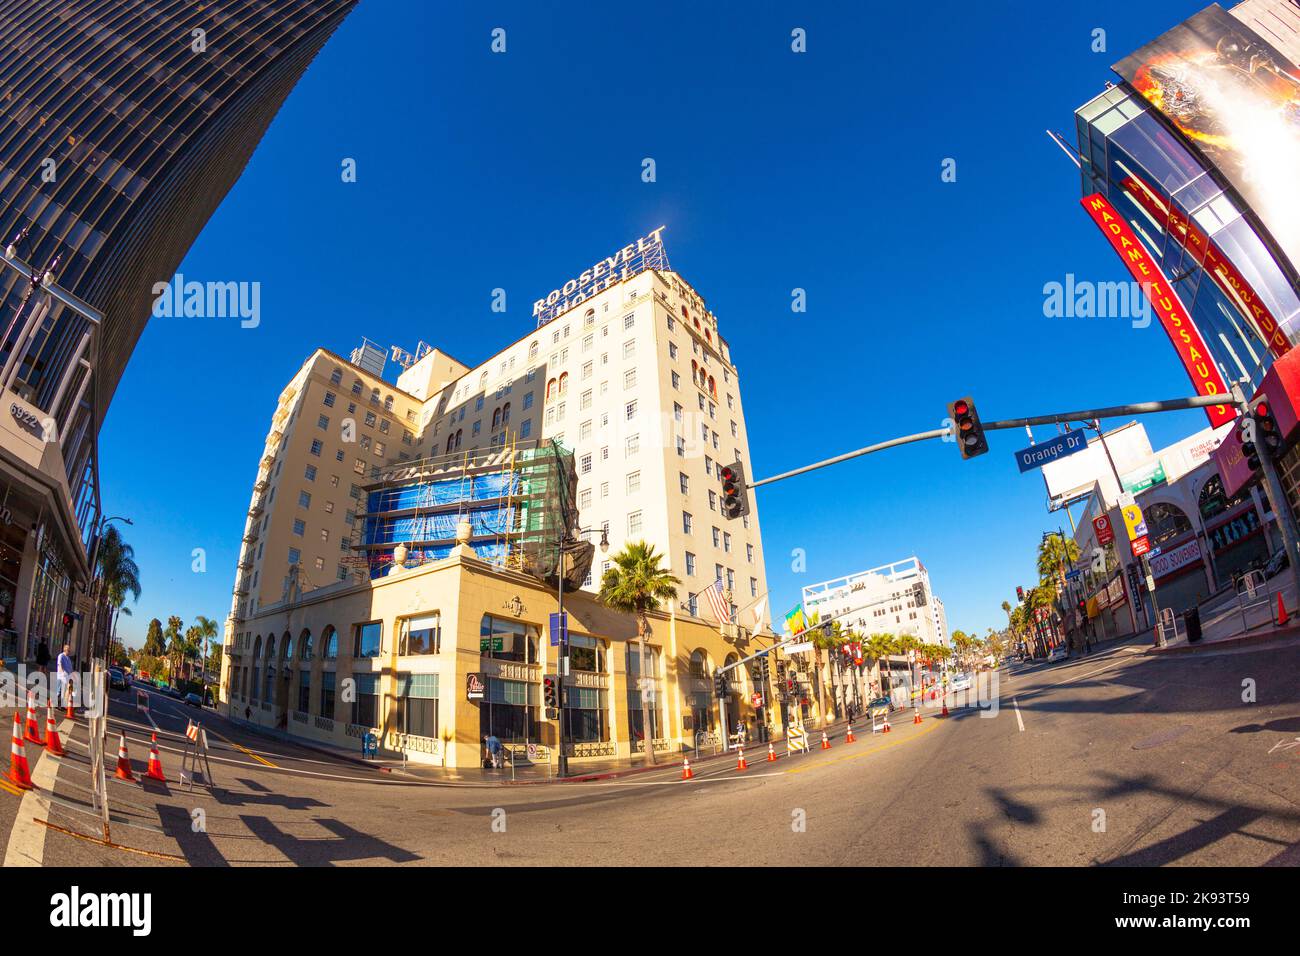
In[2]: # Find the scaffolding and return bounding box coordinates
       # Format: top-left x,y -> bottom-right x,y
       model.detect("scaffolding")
346,439 -> 591,587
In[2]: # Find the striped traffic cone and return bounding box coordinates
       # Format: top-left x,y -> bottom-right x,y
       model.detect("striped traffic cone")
681,757 -> 693,780
821,730 -> 831,750
43,703 -> 64,757
846,722 -> 856,743
7,712 -> 34,790
882,716 -> 891,733
113,733 -> 136,781
767,742 -> 777,762
23,691 -> 44,745
144,733 -> 166,782
736,746 -> 747,772
913,708 -> 923,724
65,682 -> 76,719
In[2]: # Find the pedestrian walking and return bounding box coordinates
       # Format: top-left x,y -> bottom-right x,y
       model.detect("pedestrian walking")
55,643 -> 73,708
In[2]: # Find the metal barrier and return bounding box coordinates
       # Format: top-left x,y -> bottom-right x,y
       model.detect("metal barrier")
1236,569 -> 1273,632
1156,607 -> 1181,647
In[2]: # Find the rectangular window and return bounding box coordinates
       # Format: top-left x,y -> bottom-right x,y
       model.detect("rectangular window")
625,400 -> 637,420
685,552 -> 696,576
579,488 -> 593,509
672,371 -> 680,390
523,392 -> 534,410
623,339 -> 635,359
628,511 -> 643,536
304,465 -> 317,482
626,434 -> 639,456
580,454 -> 592,474
298,490 -> 311,509
683,512 -> 693,534
288,547 -> 301,565
396,673 -> 439,739
320,672 -> 336,720
520,420 -> 533,438
310,440 -> 322,457
679,472 -> 689,494
298,671 -> 311,713
292,520 -> 305,537
323,392 -> 336,408
353,621 -> 382,659
353,673 -> 378,728
400,613 -> 441,656
624,368 -> 637,390
317,414 -> 329,430
626,471 -> 641,495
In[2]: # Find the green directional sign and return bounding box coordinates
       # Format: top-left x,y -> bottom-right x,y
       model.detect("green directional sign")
479,636 -> 503,653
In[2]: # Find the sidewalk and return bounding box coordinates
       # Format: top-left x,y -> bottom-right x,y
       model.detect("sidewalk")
1148,614 -> 1300,655
227,711 -> 903,786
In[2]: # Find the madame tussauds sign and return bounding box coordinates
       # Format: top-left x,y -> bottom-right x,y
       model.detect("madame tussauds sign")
532,227 -> 667,326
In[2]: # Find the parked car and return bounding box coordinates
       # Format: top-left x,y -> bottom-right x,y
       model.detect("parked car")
951,673 -> 973,692
108,668 -> 127,690
184,692 -> 203,708
867,695 -> 892,713
1047,644 -> 1069,663
1264,549 -> 1290,580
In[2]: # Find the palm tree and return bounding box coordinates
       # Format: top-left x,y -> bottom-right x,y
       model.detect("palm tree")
808,613 -> 846,727
164,615 -> 184,684
895,633 -> 922,701
599,541 -> 681,766
1037,532 -> 1081,591
193,615 -> 219,696
95,524 -> 140,659
864,633 -> 896,697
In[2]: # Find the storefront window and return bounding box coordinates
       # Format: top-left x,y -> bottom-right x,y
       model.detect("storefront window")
297,670 -> 310,713
564,685 -> 608,743
568,633 -> 605,673
353,620 -> 381,658
400,612 -> 440,655
625,644 -> 662,745
396,673 -> 439,738
353,673 -> 378,727
320,671 -> 336,720
479,676 -> 539,742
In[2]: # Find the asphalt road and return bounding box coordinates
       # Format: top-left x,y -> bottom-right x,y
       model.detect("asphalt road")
5,635 -> 1300,866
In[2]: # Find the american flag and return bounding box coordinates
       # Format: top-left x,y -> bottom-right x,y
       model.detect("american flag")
701,579 -> 731,624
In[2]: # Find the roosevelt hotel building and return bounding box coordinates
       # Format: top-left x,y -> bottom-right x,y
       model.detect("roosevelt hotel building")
226,250 -> 773,658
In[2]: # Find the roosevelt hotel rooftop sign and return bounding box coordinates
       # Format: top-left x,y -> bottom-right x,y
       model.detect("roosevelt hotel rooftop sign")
533,227 -> 668,327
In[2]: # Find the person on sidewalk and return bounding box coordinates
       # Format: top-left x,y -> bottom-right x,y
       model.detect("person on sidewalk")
35,638 -> 51,677
55,643 -> 73,707
484,733 -> 503,769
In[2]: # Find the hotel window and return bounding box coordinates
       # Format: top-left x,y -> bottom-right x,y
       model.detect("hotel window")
726,569 -> 735,591
317,414 -> 329,430
624,369 -> 637,390
353,621 -> 382,659
705,456 -> 713,476
292,520 -> 305,537
579,488 -> 592,509
582,360 -> 593,380
336,450 -> 345,462
288,547 -> 301,564
580,390 -> 592,410
552,329 -> 560,345
520,420 -> 532,438
723,532 -> 732,553
698,394 -> 706,412
354,459 -> 366,475
685,552 -> 697,576
472,420 -> 482,436
320,529 -> 330,542
475,396 -> 484,412
601,481 -> 609,498
337,565 -> 349,581
679,472 -> 689,494
353,673 -> 379,728
667,314 -> 676,332
396,673 -> 439,739
688,594 -> 699,616
399,613 -> 441,655
715,563 -> 724,582
365,411 -> 377,427
623,339 -> 635,359
523,392 -> 534,410
683,512 -> 693,534
673,402 -> 683,423
305,465 -> 317,481
625,400 -> 637,420
709,490 -> 717,511
580,420 -> 593,440
319,672 -> 336,721
583,334 -> 594,352
626,471 -> 641,495
750,577 -> 759,598
676,436 -> 685,456
546,407 -> 556,426
672,371 -> 680,390
298,491 -> 311,509
669,342 -> 678,360
310,440 -> 322,457
623,313 -> 635,330
314,557 -> 325,572
730,421 -> 738,437
584,308 -> 596,327
709,403 -> 716,420
529,340 -> 539,359
375,441 -> 385,457
526,367 -> 537,383
746,543 -> 754,563
330,368 -> 343,386
359,435 -> 371,451
350,483 -> 362,499
626,434 -> 640,456
580,454 -> 592,474
297,670 -> 311,712
352,380 -> 363,396
628,511 -> 643,536
701,423 -> 709,442
712,527 -> 721,548
324,392 -> 336,407
379,420 -> 389,434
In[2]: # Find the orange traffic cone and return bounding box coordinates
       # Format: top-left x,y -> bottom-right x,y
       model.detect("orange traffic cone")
7,713 -> 34,790
846,722 -> 856,743
767,742 -> 777,762
43,703 -> 64,757
1278,592 -> 1289,626
941,700 -> 949,717
821,730 -> 831,750
113,733 -> 135,781
681,757 -> 693,780
736,746 -> 747,772
64,682 -> 75,719
913,708 -> 923,725
145,733 -> 166,782
882,717 -> 891,733
23,691 -> 44,745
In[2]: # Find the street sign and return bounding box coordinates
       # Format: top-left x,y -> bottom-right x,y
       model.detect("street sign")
1065,568 -> 1082,580
1131,535 -> 1151,557
548,611 -> 568,647
1093,514 -> 1115,546
1013,431 -> 1088,473
465,672 -> 486,700
479,637 -> 503,653
1120,503 -> 1148,541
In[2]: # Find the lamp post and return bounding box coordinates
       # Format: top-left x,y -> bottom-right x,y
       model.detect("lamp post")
86,514 -> 132,663
554,524 -> 608,778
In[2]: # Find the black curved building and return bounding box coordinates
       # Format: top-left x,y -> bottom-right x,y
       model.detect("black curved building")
0,0 -> 357,665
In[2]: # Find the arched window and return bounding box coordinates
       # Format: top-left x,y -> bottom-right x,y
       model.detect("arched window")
584,308 -> 596,327
280,632 -> 292,662
681,305 -> 689,321
529,340 -> 539,358
384,395 -> 394,411
689,649 -> 707,679
253,635 -> 262,659
558,372 -> 569,395
321,626 -> 338,661
1145,502 -> 1193,548
370,387 -> 380,404
479,371 -> 489,389
299,628 -> 313,660
1198,475 -> 1251,520
492,407 -> 501,429
546,378 -> 557,401
265,635 -> 276,660
708,375 -> 716,397
501,402 -> 510,424
455,429 -> 463,450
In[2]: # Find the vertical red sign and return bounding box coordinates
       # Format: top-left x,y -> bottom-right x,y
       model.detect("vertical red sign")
1080,193 -> 1235,427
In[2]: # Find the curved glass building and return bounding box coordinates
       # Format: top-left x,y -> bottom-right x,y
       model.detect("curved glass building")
0,0 -> 357,665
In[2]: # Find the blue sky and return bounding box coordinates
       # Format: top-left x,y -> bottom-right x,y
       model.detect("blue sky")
98,0 -> 1216,647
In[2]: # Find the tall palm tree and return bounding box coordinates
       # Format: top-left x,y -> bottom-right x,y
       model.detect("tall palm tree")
809,613 -> 845,727
164,615 -> 184,684
864,633 -> 896,697
1037,532 -> 1081,591
896,633 -> 922,701
599,541 -> 681,766
193,615 -> 219,696
95,524 -> 140,659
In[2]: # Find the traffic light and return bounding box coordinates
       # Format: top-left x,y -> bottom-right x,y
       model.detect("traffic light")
719,461 -> 750,520
713,669 -> 728,699
947,396 -> 989,459
543,674 -> 558,710
1255,401 -> 1283,456
1016,586 -> 1025,603
61,612 -> 74,631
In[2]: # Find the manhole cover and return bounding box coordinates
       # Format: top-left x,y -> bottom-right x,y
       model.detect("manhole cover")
1132,724 -> 1194,750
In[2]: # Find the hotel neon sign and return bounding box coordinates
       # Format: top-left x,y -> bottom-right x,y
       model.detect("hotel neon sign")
532,227 -> 668,327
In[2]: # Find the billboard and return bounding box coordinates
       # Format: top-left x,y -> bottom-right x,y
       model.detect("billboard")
1080,192 -> 1235,427
1114,5 -> 1300,274
1042,421 -> 1153,507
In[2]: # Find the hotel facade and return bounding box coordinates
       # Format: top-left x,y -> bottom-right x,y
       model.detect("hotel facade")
221,233 -> 780,766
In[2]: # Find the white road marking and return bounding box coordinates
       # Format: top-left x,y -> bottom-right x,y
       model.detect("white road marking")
1013,698 -> 1025,733
3,716 -> 73,867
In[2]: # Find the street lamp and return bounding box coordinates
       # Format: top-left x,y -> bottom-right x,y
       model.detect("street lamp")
555,524 -> 608,778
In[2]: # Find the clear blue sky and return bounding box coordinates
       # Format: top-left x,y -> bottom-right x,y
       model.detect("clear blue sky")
98,0 -> 1215,647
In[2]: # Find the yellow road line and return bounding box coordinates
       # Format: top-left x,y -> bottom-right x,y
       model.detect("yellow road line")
784,720 -> 942,775
0,776 -> 23,797
204,728 -> 277,768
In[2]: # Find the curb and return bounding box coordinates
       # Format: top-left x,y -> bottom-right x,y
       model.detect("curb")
1146,624 -> 1300,655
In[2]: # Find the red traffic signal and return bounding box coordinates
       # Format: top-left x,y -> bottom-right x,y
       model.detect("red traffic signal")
719,461 -> 750,521
947,396 -> 988,459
